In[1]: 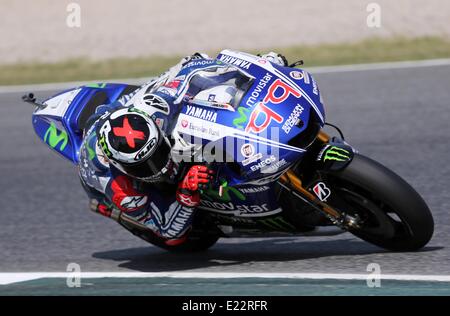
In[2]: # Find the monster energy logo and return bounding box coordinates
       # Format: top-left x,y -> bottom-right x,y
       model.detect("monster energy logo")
258,216 -> 296,231
322,146 -> 351,162
85,133 -> 96,161
98,134 -> 112,158
44,122 -> 68,151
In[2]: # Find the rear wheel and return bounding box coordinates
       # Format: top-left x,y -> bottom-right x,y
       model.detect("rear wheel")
323,154 -> 433,251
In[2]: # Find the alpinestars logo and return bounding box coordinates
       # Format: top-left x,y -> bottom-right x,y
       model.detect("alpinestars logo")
177,194 -> 199,207
142,94 -> 170,115
318,146 -> 351,162
121,196 -> 148,210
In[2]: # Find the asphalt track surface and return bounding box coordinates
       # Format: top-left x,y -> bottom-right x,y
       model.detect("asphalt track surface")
1,64 -> 449,277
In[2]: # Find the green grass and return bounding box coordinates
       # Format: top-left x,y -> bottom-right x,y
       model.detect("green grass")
1,36 -> 450,85
280,36 -> 450,67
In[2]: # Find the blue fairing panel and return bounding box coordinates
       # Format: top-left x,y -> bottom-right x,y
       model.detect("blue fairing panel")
216,49 -> 325,124
32,83 -> 138,164
171,51 -> 324,185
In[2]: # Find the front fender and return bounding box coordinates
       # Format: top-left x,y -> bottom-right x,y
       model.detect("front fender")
315,141 -> 355,172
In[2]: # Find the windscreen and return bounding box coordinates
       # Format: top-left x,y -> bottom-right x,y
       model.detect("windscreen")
183,65 -> 254,110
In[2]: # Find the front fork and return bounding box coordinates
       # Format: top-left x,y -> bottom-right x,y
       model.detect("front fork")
279,130 -> 361,229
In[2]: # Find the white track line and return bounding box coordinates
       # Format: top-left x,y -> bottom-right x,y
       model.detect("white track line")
1,272 -> 450,285
1,58 -> 450,94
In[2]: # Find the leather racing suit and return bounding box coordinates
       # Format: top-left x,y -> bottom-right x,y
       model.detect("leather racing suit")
78,51 -> 287,245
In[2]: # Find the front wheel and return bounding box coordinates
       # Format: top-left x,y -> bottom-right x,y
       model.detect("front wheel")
322,154 -> 434,251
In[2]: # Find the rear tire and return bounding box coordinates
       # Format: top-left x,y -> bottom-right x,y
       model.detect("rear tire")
324,154 -> 434,251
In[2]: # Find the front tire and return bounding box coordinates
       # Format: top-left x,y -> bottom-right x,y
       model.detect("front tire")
324,154 -> 434,251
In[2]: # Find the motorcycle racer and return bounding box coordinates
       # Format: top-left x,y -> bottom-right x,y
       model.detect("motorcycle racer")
78,51 -> 289,246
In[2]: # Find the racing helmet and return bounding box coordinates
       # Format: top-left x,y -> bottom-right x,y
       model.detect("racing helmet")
95,107 -> 172,182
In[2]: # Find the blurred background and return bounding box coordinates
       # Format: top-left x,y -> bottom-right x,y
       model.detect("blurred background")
1,0 -> 450,84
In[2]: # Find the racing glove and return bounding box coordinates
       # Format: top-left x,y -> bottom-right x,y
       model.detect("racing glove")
176,165 -> 214,207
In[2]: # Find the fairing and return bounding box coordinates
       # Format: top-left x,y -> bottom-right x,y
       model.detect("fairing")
32,51 -> 328,232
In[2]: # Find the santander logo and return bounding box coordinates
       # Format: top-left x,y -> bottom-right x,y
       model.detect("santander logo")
181,119 -> 188,128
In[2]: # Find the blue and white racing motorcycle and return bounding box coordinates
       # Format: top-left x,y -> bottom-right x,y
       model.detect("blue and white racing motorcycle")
25,50 -> 434,252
